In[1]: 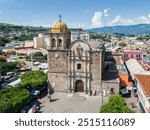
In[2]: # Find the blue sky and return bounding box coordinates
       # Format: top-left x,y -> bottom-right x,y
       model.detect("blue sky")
0,0 -> 150,28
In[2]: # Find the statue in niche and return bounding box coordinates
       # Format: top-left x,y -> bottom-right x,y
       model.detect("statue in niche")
76,45 -> 83,59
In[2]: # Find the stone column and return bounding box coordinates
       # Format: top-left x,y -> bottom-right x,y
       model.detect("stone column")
87,78 -> 91,96
71,77 -> 75,94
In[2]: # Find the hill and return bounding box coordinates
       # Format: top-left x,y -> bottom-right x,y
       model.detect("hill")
87,24 -> 150,35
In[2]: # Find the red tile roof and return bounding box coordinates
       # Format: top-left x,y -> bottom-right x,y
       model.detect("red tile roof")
119,74 -> 132,87
134,74 -> 150,97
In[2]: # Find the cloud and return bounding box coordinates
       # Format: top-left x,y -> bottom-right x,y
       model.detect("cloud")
110,16 -> 134,25
103,8 -> 111,17
91,11 -> 103,27
135,16 -> 150,24
110,14 -> 150,26
91,9 -> 150,27
91,8 -> 111,27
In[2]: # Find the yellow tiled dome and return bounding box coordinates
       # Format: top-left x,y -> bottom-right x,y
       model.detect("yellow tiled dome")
51,21 -> 69,33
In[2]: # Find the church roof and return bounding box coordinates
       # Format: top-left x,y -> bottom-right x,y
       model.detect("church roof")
51,21 -> 69,33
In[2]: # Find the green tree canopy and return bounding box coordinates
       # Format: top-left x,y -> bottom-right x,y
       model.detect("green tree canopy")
0,86 -> 30,113
6,51 -> 16,55
0,61 -> 20,75
118,42 -> 127,47
21,70 -> 47,91
33,52 -> 43,57
0,37 -> 10,47
100,95 -> 134,113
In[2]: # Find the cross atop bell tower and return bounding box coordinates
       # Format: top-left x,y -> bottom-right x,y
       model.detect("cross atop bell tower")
58,14 -> 62,22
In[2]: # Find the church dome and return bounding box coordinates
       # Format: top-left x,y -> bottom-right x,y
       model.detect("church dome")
51,21 -> 69,33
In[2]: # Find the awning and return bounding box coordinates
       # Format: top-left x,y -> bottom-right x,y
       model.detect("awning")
120,88 -> 129,94
126,87 -> 133,91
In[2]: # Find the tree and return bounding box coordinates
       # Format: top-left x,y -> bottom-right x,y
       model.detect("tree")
0,37 -> 10,47
25,54 -> 31,61
21,70 -> 47,91
0,57 -> 6,62
6,51 -> 16,55
118,42 -> 127,47
32,52 -> 44,61
33,52 -> 43,57
0,61 -> 20,75
0,86 -> 30,113
100,95 -> 134,113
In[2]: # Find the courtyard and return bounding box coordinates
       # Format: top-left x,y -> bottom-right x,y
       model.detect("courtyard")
36,91 -> 141,113
37,92 -> 104,113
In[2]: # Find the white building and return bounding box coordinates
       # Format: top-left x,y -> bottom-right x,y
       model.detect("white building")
33,34 -> 46,49
133,74 -> 150,113
5,41 -> 34,48
71,29 -> 90,42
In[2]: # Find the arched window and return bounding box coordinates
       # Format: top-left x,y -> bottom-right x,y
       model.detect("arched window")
52,38 -> 56,48
58,39 -> 62,47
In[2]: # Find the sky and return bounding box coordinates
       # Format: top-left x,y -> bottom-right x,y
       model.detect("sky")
0,0 -> 150,29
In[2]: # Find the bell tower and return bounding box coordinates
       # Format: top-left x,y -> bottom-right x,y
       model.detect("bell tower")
47,15 -> 71,50
47,16 -> 70,93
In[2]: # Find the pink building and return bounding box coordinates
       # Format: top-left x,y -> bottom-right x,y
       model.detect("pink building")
122,49 -> 143,61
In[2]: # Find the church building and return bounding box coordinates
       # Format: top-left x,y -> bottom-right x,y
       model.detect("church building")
46,17 -> 105,96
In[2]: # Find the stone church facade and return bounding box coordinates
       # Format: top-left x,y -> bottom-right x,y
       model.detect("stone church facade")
46,20 -> 105,96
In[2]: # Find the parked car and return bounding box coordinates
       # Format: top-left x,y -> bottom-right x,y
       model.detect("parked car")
28,104 -> 40,113
30,90 -> 40,99
6,72 -> 16,77
0,82 -> 8,89
21,103 -> 40,113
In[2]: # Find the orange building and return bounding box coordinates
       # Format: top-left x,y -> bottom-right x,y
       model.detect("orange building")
119,74 -> 133,88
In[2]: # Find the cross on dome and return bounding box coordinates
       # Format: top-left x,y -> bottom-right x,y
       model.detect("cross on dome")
58,14 -> 62,22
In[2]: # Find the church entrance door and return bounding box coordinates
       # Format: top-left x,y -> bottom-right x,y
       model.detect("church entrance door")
75,80 -> 84,92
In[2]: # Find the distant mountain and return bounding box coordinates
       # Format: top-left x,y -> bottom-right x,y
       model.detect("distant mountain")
87,24 -> 150,35
0,23 -> 15,27
0,23 -> 49,37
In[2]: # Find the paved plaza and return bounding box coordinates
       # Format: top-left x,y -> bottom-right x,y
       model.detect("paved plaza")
37,91 -> 141,113
38,92 -> 104,113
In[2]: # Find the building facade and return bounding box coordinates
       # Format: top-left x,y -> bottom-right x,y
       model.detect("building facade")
70,29 -> 90,42
46,20 -> 105,96
122,49 -> 143,61
133,74 -> 150,113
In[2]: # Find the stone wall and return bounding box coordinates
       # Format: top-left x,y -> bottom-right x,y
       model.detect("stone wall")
48,50 -> 68,72
48,73 -> 68,92
101,80 -> 120,96
48,50 -> 68,92
90,51 -> 102,94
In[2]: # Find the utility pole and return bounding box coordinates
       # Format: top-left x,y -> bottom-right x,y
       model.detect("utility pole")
102,90 -> 103,106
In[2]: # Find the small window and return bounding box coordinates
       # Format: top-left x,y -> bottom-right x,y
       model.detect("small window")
139,54 -> 141,58
52,38 -> 56,48
77,63 -> 81,70
59,39 -> 62,47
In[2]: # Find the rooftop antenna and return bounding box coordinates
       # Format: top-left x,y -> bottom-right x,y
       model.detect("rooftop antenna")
58,14 -> 62,22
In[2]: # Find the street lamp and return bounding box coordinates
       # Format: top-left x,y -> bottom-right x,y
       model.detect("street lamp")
102,90 -> 104,106
101,89 -> 106,106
